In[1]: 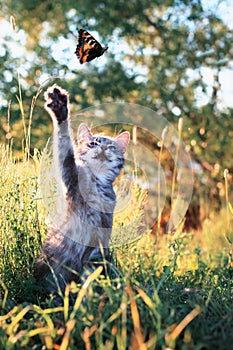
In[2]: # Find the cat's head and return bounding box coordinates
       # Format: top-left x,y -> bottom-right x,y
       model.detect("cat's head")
76,123 -> 130,182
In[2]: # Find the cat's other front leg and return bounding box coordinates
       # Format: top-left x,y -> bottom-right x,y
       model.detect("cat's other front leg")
44,85 -> 69,125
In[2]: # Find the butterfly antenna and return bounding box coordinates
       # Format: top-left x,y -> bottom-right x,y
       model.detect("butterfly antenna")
68,30 -> 78,40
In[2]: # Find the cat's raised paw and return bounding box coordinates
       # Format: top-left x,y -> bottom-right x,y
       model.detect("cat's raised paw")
44,85 -> 69,124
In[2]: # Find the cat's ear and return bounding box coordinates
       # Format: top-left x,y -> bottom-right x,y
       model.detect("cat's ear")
115,131 -> 130,152
77,123 -> 92,143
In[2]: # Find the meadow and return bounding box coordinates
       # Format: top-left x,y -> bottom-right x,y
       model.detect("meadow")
0,136 -> 232,350
1,3 -> 233,348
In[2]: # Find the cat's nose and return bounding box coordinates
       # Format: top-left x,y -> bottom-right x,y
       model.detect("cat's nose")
101,146 -> 107,151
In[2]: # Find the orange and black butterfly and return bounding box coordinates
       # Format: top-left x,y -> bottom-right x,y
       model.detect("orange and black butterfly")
75,29 -> 108,64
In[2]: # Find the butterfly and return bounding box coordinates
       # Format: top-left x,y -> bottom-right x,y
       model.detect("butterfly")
75,29 -> 108,64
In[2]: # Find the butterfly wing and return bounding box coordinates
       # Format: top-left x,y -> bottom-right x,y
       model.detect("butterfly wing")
75,29 -> 108,64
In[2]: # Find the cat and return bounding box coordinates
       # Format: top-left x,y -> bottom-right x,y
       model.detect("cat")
35,85 -> 130,295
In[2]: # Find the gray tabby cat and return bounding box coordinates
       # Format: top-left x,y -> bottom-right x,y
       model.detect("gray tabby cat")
35,85 -> 130,294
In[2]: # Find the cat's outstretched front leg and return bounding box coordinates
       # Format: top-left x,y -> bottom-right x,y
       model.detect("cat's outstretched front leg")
44,85 -> 78,199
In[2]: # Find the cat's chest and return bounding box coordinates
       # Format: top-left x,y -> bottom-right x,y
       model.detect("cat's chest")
77,166 -> 114,197
81,180 -> 116,215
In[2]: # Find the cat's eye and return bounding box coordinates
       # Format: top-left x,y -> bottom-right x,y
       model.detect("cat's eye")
108,145 -> 116,150
88,139 -> 101,148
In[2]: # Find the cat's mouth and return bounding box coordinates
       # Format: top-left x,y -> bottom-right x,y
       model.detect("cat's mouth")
92,153 -> 108,161
92,149 -> 109,161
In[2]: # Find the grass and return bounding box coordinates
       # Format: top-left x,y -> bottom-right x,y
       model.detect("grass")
0,143 -> 232,350
0,85 -> 232,349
